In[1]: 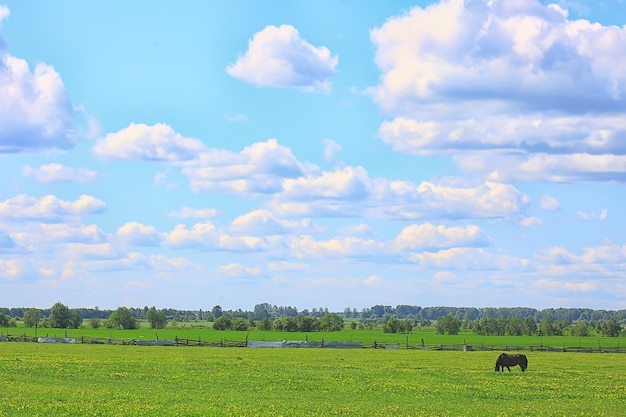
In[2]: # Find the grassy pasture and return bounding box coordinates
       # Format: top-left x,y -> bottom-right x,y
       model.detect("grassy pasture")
1,343 -> 625,416
2,324 -> 625,350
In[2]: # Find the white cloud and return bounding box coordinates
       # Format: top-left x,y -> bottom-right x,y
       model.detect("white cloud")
272,173 -> 529,220
268,261 -> 308,272
22,163 -> 97,184
93,123 -> 207,162
393,223 -> 489,251
0,8 -> 77,152
116,222 -> 162,246
0,259 -> 27,280
378,115 -> 626,157
70,252 -> 191,273
520,216 -> 543,227
534,279 -> 597,293
323,139 -> 342,162
432,271 -> 460,283
534,243 -> 626,277
168,207 -> 218,219
182,139 -> 316,194
371,0 -> 626,113
362,274 -> 382,286
165,222 -> 219,250
290,235 -> 384,259
454,153 -> 626,183
164,222 -> 266,252
371,0 -> 626,183
0,194 -> 106,222
217,263 -> 262,278
410,247 -> 531,271
225,113 -> 249,122
0,54 -> 75,153
230,209 -> 316,235
226,24 -> 338,93
577,209 -> 608,221
40,224 -> 107,244
540,195 -> 560,211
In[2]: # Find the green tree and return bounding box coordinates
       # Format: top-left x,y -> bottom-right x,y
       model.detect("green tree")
601,317 -> 621,337
539,317 -> 555,336
401,319 -> 413,334
232,317 -> 249,331
146,307 -> 168,329
212,305 -> 223,319
383,317 -> 401,333
274,316 -> 298,331
0,312 -> 8,327
23,308 -> 41,328
69,311 -> 83,329
435,315 -> 461,335
319,313 -> 344,331
296,314 -> 318,332
213,316 -> 232,330
49,302 -> 70,328
258,318 -> 272,331
107,307 -> 139,330
89,317 -> 102,329
523,317 -> 537,335
571,321 -> 589,337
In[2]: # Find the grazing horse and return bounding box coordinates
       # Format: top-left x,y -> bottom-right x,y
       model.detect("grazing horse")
495,353 -> 528,372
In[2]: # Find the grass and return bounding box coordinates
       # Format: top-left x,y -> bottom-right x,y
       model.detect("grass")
1,343 -> 625,416
2,324 -> 624,350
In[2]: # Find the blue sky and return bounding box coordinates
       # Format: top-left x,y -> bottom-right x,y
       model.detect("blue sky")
1,0 -> 625,312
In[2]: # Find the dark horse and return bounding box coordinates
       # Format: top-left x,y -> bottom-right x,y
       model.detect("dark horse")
495,353 -> 528,372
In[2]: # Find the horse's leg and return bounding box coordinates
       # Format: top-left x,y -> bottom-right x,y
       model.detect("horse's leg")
506,366 -> 511,372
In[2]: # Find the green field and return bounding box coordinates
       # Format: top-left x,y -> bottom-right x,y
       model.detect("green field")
3,324 -> 625,351
1,342 -> 625,416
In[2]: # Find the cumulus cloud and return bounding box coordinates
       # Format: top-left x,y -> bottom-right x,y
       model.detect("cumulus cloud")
22,163 -> 98,184
540,195 -> 560,211
393,223 -> 489,251
271,172 -> 529,220
371,0 -> 626,182
94,122 -> 529,221
93,123 -> 208,162
410,247 -> 531,271
226,24 -> 338,93
164,222 -> 266,252
230,209 -> 317,235
371,0 -> 626,113
217,263 -> 262,278
182,139 -> 317,194
0,194 -> 106,222
520,216 -> 543,227
535,243 -> 626,277
0,54 -> 75,153
117,222 -> 162,246
0,7 -> 80,153
323,139 -> 342,162
39,224 -> 107,244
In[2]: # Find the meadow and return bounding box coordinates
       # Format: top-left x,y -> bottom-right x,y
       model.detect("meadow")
3,323 -> 625,351
1,342 -> 625,416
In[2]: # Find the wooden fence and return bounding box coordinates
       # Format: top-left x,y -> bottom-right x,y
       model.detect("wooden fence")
1,333 -> 624,352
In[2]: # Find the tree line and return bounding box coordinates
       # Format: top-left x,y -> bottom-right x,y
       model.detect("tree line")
1,303 -> 625,335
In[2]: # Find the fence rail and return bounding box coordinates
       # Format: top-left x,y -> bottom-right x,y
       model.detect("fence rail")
1,333 -> 624,352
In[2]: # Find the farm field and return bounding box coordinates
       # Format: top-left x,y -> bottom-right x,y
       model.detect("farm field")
1,343 -> 625,416
2,324 -> 625,351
